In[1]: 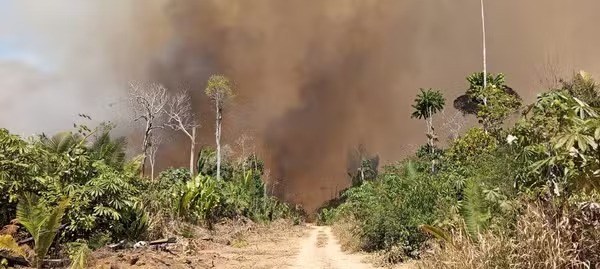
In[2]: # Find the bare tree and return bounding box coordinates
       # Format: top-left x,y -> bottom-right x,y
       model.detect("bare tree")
442,111 -> 467,142
235,133 -> 255,163
205,75 -> 234,181
147,132 -> 164,181
166,90 -> 200,177
129,82 -> 169,176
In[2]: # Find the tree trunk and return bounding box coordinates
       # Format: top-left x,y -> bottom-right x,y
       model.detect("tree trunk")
481,0 -> 487,89
190,127 -> 196,178
150,158 -> 155,182
141,125 -> 150,177
215,103 -> 222,181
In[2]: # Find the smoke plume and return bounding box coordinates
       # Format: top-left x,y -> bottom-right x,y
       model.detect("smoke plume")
2,0 -> 600,211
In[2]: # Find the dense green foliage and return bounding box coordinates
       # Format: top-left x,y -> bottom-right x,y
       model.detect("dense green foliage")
0,120 -> 298,267
337,160 -> 453,257
324,71 -> 600,267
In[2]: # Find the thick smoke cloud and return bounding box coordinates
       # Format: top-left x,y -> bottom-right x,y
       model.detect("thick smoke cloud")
2,0 -> 600,211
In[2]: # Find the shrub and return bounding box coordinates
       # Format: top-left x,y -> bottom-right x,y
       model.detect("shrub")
337,160 -> 453,258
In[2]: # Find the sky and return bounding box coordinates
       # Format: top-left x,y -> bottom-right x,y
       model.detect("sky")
0,1 -> 130,136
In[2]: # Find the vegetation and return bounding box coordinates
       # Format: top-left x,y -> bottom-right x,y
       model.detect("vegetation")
321,71 -> 600,268
205,74 -> 235,181
3,63 -> 600,268
0,75 -> 300,268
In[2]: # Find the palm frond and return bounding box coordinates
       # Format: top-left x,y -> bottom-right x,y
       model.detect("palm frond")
34,199 -> 68,268
39,132 -> 82,154
419,224 -> 451,243
90,131 -> 127,169
16,193 -> 44,240
16,194 -> 69,268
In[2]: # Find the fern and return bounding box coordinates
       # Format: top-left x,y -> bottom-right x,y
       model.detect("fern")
0,235 -> 25,258
459,179 -> 490,241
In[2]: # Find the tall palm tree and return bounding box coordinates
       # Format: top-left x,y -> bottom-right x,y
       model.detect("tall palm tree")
412,88 -> 446,151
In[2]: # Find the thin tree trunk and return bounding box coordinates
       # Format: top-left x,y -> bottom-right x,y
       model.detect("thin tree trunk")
150,161 -> 155,181
190,127 -> 196,178
141,123 -> 151,177
481,0 -> 487,89
480,0 -> 490,134
215,103 -> 222,181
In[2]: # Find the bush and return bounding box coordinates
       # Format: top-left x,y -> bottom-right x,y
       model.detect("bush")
337,160 -> 453,258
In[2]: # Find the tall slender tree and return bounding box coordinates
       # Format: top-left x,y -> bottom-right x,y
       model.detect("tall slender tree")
205,75 -> 234,181
412,88 -> 445,156
480,0 -> 487,90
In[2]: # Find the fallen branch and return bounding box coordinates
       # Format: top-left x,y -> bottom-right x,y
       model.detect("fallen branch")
1,253 -> 70,267
149,237 -> 176,245
0,253 -> 29,267
108,237 -> 176,251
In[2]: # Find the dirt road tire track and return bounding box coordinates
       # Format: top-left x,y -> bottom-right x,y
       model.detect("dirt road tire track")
289,225 -> 376,269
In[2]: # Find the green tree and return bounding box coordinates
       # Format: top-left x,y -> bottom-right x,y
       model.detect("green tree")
205,74 -> 234,181
454,72 -> 521,132
412,88 -> 445,172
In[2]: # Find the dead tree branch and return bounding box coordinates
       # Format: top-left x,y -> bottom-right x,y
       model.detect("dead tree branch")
166,90 -> 200,177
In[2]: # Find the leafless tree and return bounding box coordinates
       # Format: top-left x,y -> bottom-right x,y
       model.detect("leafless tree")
129,82 -> 169,176
205,75 -> 234,181
147,132 -> 164,182
235,133 -> 255,163
166,90 -> 200,177
442,111 -> 467,142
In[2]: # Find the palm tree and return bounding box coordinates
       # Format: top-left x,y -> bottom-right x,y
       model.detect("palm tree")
16,194 -> 68,268
89,131 -> 127,170
38,132 -> 82,154
412,88 -> 445,151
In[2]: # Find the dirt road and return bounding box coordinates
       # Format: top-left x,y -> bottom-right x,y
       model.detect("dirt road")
93,222 -> 393,269
289,225 -> 376,269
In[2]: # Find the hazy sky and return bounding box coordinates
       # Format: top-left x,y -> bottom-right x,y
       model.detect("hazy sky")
0,1 -> 129,136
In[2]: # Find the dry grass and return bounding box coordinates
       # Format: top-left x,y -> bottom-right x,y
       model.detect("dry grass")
418,230 -> 512,269
331,218 -> 362,252
419,201 -> 600,269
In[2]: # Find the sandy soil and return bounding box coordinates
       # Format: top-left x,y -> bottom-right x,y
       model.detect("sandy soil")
89,222 -> 414,269
91,220 -> 306,269
289,225 -> 377,269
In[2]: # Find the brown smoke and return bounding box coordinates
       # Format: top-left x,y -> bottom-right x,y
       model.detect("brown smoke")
3,0 -> 600,211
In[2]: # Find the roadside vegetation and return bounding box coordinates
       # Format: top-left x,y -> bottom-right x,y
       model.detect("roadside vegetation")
0,75 -> 302,268
320,71 -> 600,268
